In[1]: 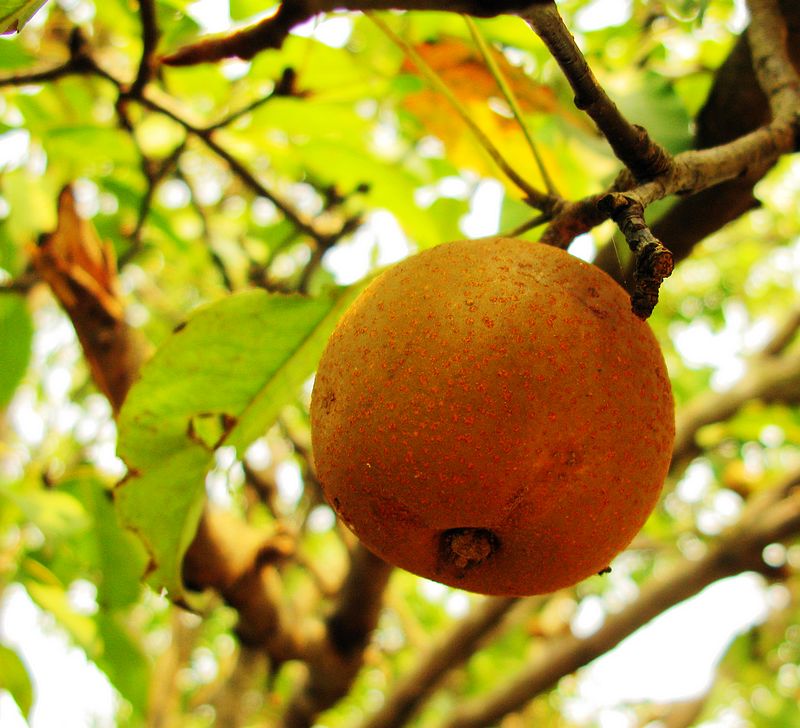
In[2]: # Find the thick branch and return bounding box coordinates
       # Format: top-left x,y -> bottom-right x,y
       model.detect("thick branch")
747,0 -> 800,120
182,508 -> 304,659
543,111 -> 795,248
161,0 -> 546,65
281,545 -> 393,728
0,27 -> 96,87
594,1 -> 800,281
443,471 -> 800,728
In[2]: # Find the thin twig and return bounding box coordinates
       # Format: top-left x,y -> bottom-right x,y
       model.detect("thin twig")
134,91 -> 325,241
464,15 -> 557,195
175,167 -> 236,291
369,11 -> 552,209
119,142 -> 186,266
503,212 -> 551,238
598,192 -> 673,319
128,0 -> 160,96
206,67 -> 302,132
522,3 -> 673,181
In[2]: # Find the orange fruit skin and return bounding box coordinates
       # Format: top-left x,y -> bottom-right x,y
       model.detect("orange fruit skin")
310,237 -> 675,595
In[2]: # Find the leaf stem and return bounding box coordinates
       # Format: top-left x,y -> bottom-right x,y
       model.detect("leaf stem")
368,12 -> 551,209
464,15 -> 558,196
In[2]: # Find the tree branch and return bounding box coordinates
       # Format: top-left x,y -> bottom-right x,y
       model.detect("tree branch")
359,596 -> 519,728
597,193 -> 673,319
128,0 -> 160,97
281,545 -> 393,728
160,0 -> 548,66
443,470 -> 800,728
747,0 -> 800,120
594,1 -> 800,282
522,3 -> 672,181
182,508 -> 305,660
542,110 -> 796,249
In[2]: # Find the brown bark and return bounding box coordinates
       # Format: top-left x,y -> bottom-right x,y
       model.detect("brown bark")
443,472 -> 800,728
162,0 -> 551,65
594,0 -> 800,281
359,596 -> 519,728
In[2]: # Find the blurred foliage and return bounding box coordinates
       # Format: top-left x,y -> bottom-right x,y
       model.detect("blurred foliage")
0,1 -> 798,727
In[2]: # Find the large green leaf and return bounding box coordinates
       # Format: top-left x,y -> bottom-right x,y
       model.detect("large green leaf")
0,294 -> 32,408
0,643 -> 33,718
0,0 -> 48,34
115,287 -> 360,596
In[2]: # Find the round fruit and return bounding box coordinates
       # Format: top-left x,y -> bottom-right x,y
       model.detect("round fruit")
310,236 -> 674,595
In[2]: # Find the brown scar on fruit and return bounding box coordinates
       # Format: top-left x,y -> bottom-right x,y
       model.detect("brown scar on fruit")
440,528 -> 500,575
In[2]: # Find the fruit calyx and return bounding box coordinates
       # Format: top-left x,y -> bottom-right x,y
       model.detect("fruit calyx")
440,528 -> 500,573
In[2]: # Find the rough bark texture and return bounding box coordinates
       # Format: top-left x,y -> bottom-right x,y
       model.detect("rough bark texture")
594,0 -> 800,281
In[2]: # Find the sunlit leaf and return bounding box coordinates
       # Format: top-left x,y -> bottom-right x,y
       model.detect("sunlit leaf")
25,581 -> 99,650
0,643 -> 33,718
115,287 -> 361,596
0,294 -> 32,407
398,36 -> 598,196
0,0 -> 48,34
94,612 -> 150,716
1,483 -> 90,541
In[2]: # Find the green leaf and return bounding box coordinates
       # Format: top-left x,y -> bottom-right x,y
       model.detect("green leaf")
0,294 -> 32,407
43,126 -> 139,175
1,483 -> 90,542
63,477 -> 148,610
0,36 -> 33,67
0,643 -> 33,718
230,0 -> 278,22
94,612 -> 150,716
25,581 -> 99,651
115,287 -> 361,596
0,0 -> 48,34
